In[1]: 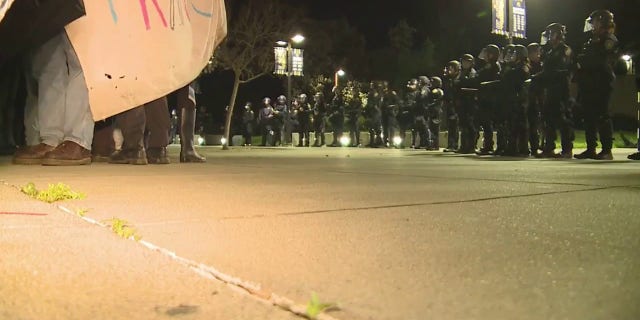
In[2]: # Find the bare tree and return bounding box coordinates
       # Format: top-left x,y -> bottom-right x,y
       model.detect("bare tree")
208,0 -> 300,149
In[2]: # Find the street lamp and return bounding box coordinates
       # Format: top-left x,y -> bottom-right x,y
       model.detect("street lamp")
334,69 -> 346,90
622,54 -> 634,75
276,34 -> 305,101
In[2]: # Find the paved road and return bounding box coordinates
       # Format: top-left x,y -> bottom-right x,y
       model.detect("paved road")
1,147 -> 639,320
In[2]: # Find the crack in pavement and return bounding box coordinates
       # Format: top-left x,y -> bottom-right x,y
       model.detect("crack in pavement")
1,179 -> 340,320
219,186 -> 614,221
324,170 -> 640,189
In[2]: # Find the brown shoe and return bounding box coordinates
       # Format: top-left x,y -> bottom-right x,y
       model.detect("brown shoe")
13,143 -> 56,165
148,147 -> 170,164
41,141 -> 92,166
109,147 -> 148,165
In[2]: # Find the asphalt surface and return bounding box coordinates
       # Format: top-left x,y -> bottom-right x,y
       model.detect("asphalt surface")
1,146 -> 639,320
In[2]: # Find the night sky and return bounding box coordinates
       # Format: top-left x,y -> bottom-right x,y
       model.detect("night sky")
299,0 -> 639,54
200,0 -> 639,132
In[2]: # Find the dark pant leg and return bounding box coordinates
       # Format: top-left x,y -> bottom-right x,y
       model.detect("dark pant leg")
116,106 -> 145,150
528,97 -> 541,153
92,119 -> 114,156
447,117 -> 459,149
478,104 -> 493,150
584,88 -> 613,151
144,96 -> 170,148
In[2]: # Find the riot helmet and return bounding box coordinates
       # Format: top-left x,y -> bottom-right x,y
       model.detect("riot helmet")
479,44 -> 501,63
501,44 -> 516,63
299,93 -> 308,103
406,78 -> 419,90
511,45 -> 528,64
418,76 -> 431,87
244,102 -> 252,110
527,43 -> 542,63
461,54 -> 475,70
541,23 -> 566,46
445,60 -> 461,77
584,10 -> 615,34
262,97 -> 272,106
276,95 -> 287,105
430,76 -> 443,89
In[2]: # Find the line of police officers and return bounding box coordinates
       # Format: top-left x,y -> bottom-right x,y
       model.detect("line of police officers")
242,10 -> 636,160
439,9 -> 622,159
244,76 -> 445,149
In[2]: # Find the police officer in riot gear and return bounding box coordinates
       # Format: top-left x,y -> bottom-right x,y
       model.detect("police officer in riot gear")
536,23 -> 574,158
258,97 -> 275,146
502,45 -> 531,156
312,92 -> 327,147
629,75 -> 640,160
328,87 -> 345,147
574,10 -> 618,160
401,79 -> 419,148
414,76 -> 431,149
241,102 -> 254,146
527,42 -> 544,156
427,76 -> 445,150
443,60 -> 461,152
365,81 -> 384,147
476,44 -> 502,155
273,95 -> 289,146
344,82 -> 363,147
296,93 -> 312,147
382,81 -> 401,147
457,54 -> 479,154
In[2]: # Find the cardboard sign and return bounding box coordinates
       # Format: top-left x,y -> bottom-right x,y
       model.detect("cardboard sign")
0,0 -> 12,22
65,0 -> 227,120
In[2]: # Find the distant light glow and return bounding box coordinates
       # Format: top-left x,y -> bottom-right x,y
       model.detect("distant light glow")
220,137 -> 227,145
291,34 -> 305,43
276,40 -> 287,46
393,136 -> 403,146
622,54 -> 631,62
339,136 -> 351,146
197,136 -> 205,146
337,69 -> 346,77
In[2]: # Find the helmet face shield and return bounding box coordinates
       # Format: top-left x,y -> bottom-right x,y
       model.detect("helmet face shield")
584,17 -> 594,33
540,31 -> 549,45
478,48 -> 488,61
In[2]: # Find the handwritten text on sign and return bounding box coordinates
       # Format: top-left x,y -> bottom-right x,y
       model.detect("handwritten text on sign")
107,0 -> 212,30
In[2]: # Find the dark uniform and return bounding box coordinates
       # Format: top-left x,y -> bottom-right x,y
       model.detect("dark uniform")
476,45 -> 502,155
427,77 -> 444,150
344,84 -> 363,147
457,54 -> 479,154
296,94 -> 312,147
312,92 -> 327,147
399,79 -> 419,148
443,60 -> 461,152
629,75 -> 640,160
574,10 -> 618,160
242,103 -> 254,146
273,95 -> 289,146
536,23 -> 574,158
527,43 -> 545,156
258,98 -> 275,146
365,82 -> 384,147
502,45 -> 531,156
381,82 -> 400,147
328,89 -> 345,146
414,76 -> 430,149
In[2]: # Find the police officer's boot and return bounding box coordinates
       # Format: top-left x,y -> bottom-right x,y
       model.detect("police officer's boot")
574,149 -> 597,160
628,152 -> 640,160
180,107 -> 206,163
